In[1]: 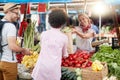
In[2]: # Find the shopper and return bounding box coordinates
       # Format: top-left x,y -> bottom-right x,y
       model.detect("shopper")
90,19 -> 99,41
72,13 -> 96,52
0,3 -> 31,80
31,8 -> 68,80
90,19 -> 99,34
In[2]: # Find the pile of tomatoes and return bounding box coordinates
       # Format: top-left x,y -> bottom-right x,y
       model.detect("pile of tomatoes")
62,50 -> 93,68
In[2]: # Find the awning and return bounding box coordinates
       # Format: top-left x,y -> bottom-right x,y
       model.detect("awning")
0,0 -> 71,3
105,0 -> 120,5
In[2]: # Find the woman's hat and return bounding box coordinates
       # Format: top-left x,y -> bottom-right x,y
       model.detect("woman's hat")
3,3 -> 19,13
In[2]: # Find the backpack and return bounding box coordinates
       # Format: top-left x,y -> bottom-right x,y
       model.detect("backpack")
0,21 -> 9,60
0,20 -> 18,60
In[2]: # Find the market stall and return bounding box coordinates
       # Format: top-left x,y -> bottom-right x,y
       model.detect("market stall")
0,0 -> 120,80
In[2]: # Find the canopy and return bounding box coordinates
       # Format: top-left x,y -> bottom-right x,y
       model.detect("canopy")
0,0 -> 120,4
105,0 -> 120,5
0,0 -> 71,3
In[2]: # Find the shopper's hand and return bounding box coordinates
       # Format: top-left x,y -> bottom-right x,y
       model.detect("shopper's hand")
22,48 -> 31,55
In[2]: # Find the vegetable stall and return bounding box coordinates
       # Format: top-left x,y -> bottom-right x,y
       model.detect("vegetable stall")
0,0 -> 120,80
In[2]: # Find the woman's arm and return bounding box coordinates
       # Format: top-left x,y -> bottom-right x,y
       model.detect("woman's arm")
72,28 -> 95,39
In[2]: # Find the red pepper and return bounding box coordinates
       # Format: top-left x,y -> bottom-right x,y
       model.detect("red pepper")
16,53 -> 24,63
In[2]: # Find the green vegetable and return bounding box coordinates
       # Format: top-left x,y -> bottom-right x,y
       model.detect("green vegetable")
23,21 -> 40,53
91,45 -> 120,79
61,67 -> 78,80
24,21 -> 36,49
77,76 -> 82,80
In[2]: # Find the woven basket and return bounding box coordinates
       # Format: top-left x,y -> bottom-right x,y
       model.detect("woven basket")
81,62 -> 108,80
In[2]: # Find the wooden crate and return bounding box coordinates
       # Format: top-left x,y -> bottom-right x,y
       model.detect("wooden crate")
91,39 -> 109,47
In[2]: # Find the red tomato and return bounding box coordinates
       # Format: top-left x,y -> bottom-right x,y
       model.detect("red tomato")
69,56 -> 73,61
65,59 -> 69,64
74,60 -> 79,64
62,58 -> 65,62
68,61 -> 73,66
87,63 -> 91,67
78,60 -> 83,64
75,63 -> 81,68
74,54 -> 78,58
81,64 -> 86,68
88,61 -> 92,65
81,59 -> 86,63
79,54 -> 84,58
83,55 -> 89,59
64,64 -> 68,67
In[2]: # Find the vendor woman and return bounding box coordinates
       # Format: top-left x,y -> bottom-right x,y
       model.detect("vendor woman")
72,13 -> 96,52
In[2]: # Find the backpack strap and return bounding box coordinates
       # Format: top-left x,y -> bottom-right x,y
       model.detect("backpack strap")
0,21 -> 9,60
0,21 -> 18,61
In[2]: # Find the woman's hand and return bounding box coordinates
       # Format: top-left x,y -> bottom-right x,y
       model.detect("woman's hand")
72,28 -> 77,33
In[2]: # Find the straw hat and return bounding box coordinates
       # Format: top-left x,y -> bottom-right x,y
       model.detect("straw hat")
3,3 -> 19,13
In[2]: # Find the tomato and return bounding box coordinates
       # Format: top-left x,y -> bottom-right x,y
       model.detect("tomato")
74,60 -> 79,64
81,61 -> 88,68
75,63 -> 81,68
78,60 -> 83,64
81,64 -> 86,68
69,56 -> 73,61
73,54 -> 77,59
64,63 -> 68,67
78,53 -> 84,58
81,59 -> 86,63
62,62 -> 66,66
83,55 -> 89,59
68,61 -> 73,66
87,63 -> 91,67
62,58 -> 65,62
65,59 -> 69,64
88,61 -> 92,65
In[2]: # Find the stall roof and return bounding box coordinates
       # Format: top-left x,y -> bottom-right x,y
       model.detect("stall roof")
105,0 -> 120,5
0,0 -> 120,4
0,0 -> 120,13
0,0 -> 71,3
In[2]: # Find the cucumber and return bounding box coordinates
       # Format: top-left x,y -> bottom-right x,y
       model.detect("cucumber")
67,72 -> 76,80
62,67 -> 68,72
73,75 -> 77,80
